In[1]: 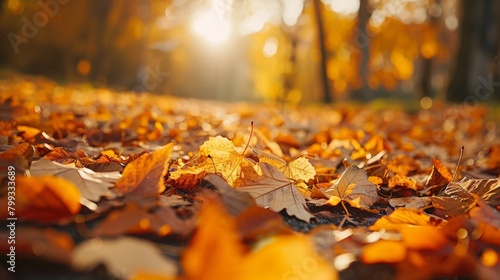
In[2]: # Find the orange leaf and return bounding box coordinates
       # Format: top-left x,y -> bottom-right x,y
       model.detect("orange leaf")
181,199 -> 244,279
361,240 -> 406,264
0,176 -> 81,222
115,143 -> 173,196
370,208 -> 444,231
240,235 -> 338,280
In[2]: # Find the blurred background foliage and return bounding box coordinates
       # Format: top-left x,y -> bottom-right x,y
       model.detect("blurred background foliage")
0,0 -> 499,105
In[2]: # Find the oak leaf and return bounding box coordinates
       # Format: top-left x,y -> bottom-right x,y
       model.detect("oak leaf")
239,162 -> 314,223
324,166 -> 379,209
115,143 -> 173,196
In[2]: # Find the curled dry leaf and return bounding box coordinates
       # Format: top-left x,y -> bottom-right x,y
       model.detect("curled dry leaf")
239,162 -> 314,223
0,176 -> 81,222
325,166 -> 379,209
115,143 -> 174,196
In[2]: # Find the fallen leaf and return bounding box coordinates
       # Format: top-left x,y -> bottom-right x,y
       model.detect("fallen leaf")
239,162 -> 314,223
30,158 -> 120,202
253,147 -> 316,182
0,176 -> 81,222
202,173 -> 256,216
388,174 -> 418,190
72,237 -> 178,279
240,235 -> 338,280
115,143 -> 173,196
370,208 -> 444,231
181,198 -> 244,279
431,182 -> 476,217
325,166 -> 379,209
199,136 -> 256,186
361,240 -> 406,264
425,159 -> 453,188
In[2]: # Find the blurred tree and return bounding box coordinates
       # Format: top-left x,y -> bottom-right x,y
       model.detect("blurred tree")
447,0 -> 496,103
312,0 -> 332,103
352,0 -> 371,100
418,0 -> 442,99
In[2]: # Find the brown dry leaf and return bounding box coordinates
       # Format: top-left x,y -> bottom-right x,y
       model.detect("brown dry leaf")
92,202 -> 194,237
324,166 -> 379,209
0,176 -> 81,222
115,143 -> 173,196
389,196 -> 432,210
0,142 -> 35,177
202,174 -> 256,216
72,237 -> 178,279
425,159 -> 453,188
239,162 -> 314,223
252,147 -> 316,182
431,183 -> 476,217
457,178 -> 500,207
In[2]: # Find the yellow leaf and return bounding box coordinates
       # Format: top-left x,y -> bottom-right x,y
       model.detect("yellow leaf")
240,235 -> 338,280
199,136 -> 255,186
255,148 -> 316,182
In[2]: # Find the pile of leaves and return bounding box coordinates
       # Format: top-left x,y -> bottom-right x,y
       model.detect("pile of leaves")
1,74 -> 500,280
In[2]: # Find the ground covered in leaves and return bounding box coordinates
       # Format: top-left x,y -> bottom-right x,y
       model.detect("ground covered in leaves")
1,73 -> 500,280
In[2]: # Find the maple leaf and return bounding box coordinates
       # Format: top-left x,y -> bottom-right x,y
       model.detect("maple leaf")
115,143 -> 173,196
72,237 -> 178,279
0,176 -> 81,222
239,162 -> 314,223
169,136 -> 256,187
252,147 -> 316,182
199,136 -> 256,186
324,166 -> 379,209
30,158 -> 120,202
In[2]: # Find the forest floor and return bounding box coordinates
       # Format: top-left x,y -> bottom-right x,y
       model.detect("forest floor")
1,73 -> 500,280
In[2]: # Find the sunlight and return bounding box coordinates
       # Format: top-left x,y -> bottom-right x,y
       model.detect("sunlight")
325,0 -> 360,16
191,8 -> 231,46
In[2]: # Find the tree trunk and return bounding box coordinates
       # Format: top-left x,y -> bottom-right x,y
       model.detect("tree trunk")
447,0 -> 495,103
312,0 -> 332,103
352,0 -> 371,100
418,0 -> 441,99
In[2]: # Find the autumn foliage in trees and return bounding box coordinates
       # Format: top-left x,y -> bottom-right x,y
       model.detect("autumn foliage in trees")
1,74 -> 499,279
